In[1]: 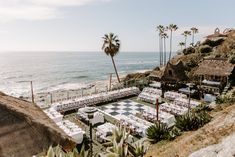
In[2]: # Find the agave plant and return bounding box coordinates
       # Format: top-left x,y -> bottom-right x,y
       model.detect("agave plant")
168,127 -> 182,140
103,124 -> 130,147
106,138 -> 128,157
146,122 -> 170,144
175,111 -> 211,131
194,104 -> 212,113
45,144 -> 88,157
103,125 -> 130,157
131,141 -> 149,157
175,113 -> 193,131
196,111 -> 212,126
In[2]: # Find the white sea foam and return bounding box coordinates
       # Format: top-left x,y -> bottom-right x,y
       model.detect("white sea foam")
0,51 -> 169,97
46,83 -> 91,92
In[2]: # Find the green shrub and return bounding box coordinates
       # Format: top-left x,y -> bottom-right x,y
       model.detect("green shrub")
199,45 -> 212,54
154,66 -> 160,71
129,141 -> 148,157
175,113 -> 194,131
175,111 -> 211,131
183,46 -> 195,55
146,122 -> 170,144
216,96 -> 235,104
168,127 -> 182,140
229,55 -> 235,64
194,104 -> 212,113
185,59 -> 198,69
196,111 -> 212,126
202,38 -> 224,47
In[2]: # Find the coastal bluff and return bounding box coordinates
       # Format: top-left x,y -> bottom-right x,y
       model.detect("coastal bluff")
145,102 -> 235,157
0,92 -> 76,157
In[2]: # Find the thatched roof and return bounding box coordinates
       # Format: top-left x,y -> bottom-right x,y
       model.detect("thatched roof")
0,92 -> 76,157
150,61 -> 188,82
162,61 -> 188,82
194,58 -> 235,77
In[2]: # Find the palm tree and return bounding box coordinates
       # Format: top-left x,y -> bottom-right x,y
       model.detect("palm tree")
156,25 -> 165,66
102,33 -> 121,83
166,24 -> 178,61
161,32 -> 168,65
178,42 -> 185,51
190,27 -> 199,46
181,31 -> 191,49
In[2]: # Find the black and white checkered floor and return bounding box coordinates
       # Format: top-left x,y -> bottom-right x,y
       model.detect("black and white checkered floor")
99,99 -> 155,117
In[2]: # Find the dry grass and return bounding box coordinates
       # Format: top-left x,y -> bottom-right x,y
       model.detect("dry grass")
0,93 -> 76,157
145,104 -> 235,157
216,30 -> 235,55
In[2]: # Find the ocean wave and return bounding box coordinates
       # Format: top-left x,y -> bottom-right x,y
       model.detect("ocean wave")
65,70 -> 88,74
0,51 -> 160,96
4,76 -> 17,79
119,60 -> 158,65
46,83 -> 91,92
71,75 -> 89,79
16,80 -> 31,83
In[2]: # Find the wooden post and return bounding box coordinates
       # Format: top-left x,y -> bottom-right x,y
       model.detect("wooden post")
50,93 -> 53,104
109,73 -> 112,91
156,98 -> 159,122
30,81 -> 34,103
188,86 -> 191,113
199,75 -> 202,99
67,91 -> 69,100
227,76 -> 229,86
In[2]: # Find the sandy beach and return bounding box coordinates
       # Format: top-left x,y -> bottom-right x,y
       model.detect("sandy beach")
34,75 -> 122,107
33,69 -> 153,107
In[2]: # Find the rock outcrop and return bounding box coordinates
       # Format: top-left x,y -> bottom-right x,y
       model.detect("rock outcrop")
189,132 -> 235,157
0,93 -> 76,157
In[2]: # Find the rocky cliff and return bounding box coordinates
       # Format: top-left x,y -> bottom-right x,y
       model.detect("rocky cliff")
0,92 -> 76,157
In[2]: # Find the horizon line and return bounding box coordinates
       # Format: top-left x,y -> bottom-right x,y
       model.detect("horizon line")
0,50 -> 170,53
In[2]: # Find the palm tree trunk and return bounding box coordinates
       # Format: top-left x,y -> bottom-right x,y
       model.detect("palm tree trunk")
159,34 -> 162,66
192,32 -> 195,45
164,37 -> 166,65
169,30 -> 172,62
111,56 -> 120,83
160,37 -> 163,66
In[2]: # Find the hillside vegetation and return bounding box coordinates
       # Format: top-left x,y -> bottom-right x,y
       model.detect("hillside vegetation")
123,30 -> 235,82
145,102 -> 235,157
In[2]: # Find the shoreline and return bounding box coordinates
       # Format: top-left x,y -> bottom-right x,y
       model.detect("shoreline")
32,69 -> 153,105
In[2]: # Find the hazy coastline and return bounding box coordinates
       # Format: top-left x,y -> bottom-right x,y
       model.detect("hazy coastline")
0,51 -> 162,98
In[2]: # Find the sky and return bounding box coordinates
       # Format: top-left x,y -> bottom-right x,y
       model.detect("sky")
0,0 -> 234,52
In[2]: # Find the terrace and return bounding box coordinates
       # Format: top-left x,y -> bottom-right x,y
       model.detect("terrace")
42,86 -> 202,155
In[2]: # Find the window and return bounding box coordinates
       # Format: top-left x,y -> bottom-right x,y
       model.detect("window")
168,70 -> 173,76
215,76 -> 220,81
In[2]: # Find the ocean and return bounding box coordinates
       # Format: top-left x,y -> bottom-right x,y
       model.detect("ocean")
0,51 -> 169,97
